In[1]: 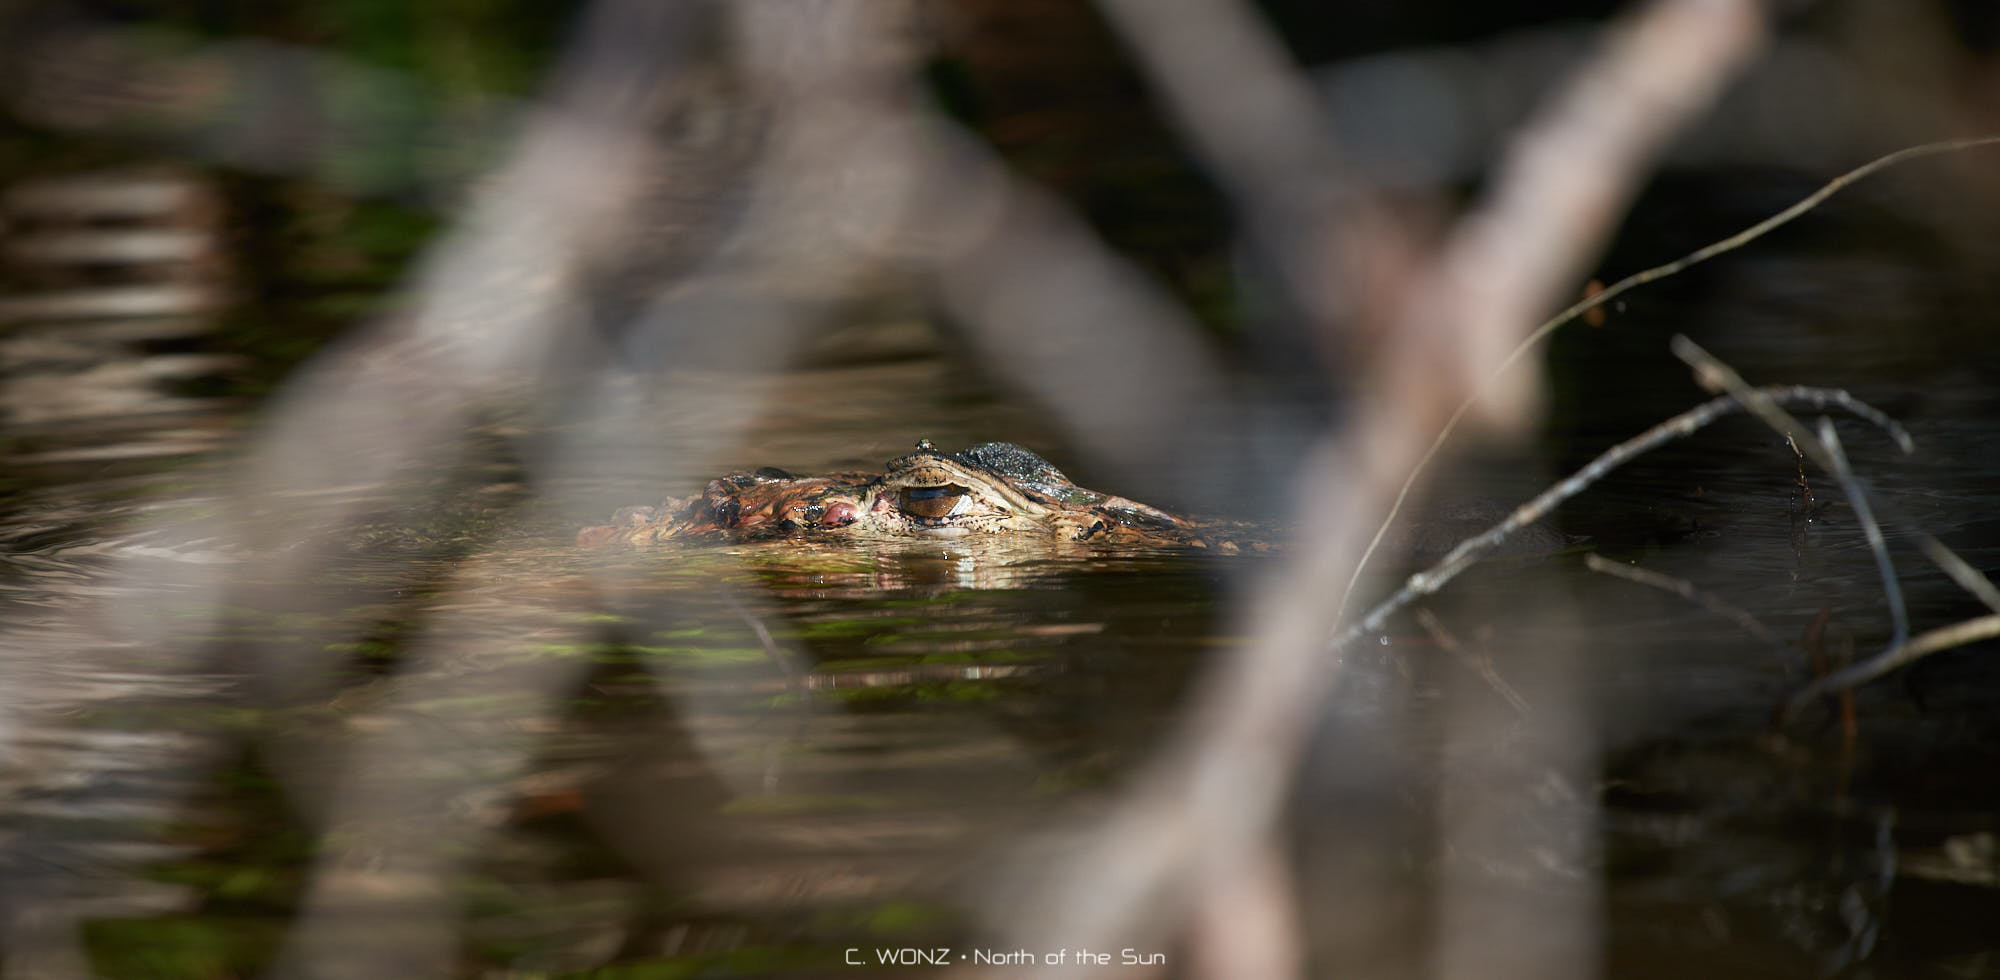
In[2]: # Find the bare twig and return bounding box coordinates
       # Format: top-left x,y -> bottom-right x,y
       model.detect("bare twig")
1340,135 -> 1996,618
1835,632 -> 1858,803
1415,609 -> 1533,718
1670,338 -> 1948,717
1582,553 -> 1789,657
1919,536 -> 2000,614
1669,341 -> 2000,723
1777,535 -> 2000,722
1781,615 -> 2000,723
1555,137 -> 2000,337
1338,385 -> 1906,648
1816,417 -> 1907,650
1671,335 -> 1917,465
1785,433 -> 1816,517
720,586 -> 807,692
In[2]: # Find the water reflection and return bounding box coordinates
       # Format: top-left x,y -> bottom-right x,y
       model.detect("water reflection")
7,356 -> 2000,975
2,466 -> 1255,972
4,4 -> 2000,977
6,318 -> 2000,976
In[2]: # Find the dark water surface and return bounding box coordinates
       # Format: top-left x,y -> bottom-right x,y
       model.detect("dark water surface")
4,1 -> 2000,972
6,321 -> 2000,978
4,187 -> 2000,979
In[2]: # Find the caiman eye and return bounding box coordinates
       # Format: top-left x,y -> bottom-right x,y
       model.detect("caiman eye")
900,485 -> 968,519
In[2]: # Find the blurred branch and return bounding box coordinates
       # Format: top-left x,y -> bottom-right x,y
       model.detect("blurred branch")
912,124 -> 1237,481
1781,615 -> 2000,723
1583,553 -> 1790,657
1416,609 -> 1534,719
1919,536 -> 2000,614
205,1 -> 924,975
5,26 -> 518,201
1315,26 -> 1992,188
1816,416 -> 1908,651
1407,0 -> 1764,432
1093,0 -> 1398,326
990,1 -> 1772,976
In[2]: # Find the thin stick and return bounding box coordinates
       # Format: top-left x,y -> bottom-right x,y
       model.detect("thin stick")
1557,137 -> 2000,330
1785,433 -> 1815,516
1817,417 -> 1908,650
1919,535 -> 2000,614
1835,632 -> 1858,804
1670,339 -> 1998,723
1671,335 -> 1916,465
1582,552 -> 1789,658
1336,385 -> 1908,648
1337,136 -> 1994,619
720,586 -> 811,705
1781,614 -> 2000,723
1414,609 -> 1533,718
1672,338 -> 1935,708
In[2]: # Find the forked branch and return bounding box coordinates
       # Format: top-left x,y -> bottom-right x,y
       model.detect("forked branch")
1337,385 -> 1910,649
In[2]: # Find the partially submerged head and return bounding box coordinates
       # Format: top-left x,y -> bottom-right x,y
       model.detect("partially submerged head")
580,439 -> 1203,547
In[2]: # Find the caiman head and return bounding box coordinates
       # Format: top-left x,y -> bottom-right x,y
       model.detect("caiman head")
875,440 -> 1070,536
871,440 -> 1191,540
581,439 -> 1207,546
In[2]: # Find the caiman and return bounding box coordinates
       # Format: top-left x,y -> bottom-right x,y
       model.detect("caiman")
578,439 -> 1247,550
578,439 -> 1568,560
